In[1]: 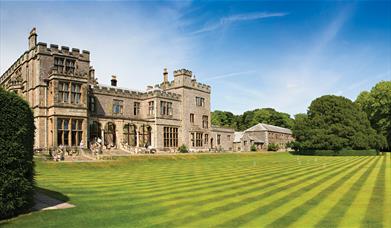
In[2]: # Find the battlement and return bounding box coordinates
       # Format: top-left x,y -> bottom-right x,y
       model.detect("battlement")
0,51 -> 29,84
93,85 -> 181,100
174,69 -> 192,77
36,42 -> 90,61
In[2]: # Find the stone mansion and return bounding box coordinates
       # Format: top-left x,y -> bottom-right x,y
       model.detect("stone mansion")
0,28 -> 293,153
0,28 -> 235,152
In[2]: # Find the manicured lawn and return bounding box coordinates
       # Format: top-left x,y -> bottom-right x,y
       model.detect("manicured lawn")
2,152 -> 390,227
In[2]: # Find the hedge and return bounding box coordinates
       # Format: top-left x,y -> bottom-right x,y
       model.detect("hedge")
0,88 -> 35,219
291,149 -> 378,156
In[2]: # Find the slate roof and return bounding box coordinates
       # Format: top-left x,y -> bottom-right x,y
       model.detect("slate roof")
234,132 -> 244,143
244,123 -> 292,134
248,135 -> 265,143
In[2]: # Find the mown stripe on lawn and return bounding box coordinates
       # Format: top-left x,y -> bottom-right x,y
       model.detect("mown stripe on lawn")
69,158 -> 310,195
316,156 -> 382,227
96,157 -> 354,214
386,153 -> 391,228
264,156 -> 379,227
207,157 -> 370,228
362,155 -> 387,227
150,157 -> 365,227
289,157 -> 379,227
79,157 -> 338,204
86,157 -> 361,227
73,159 -> 309,202
135,158 -> 352,221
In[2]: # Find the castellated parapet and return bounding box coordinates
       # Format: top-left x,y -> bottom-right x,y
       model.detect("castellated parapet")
157,68 -> 211,93
36,42 -> 90,62
93,85 -> 181,101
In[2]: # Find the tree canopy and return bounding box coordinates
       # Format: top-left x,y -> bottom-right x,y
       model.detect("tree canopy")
355,81 -> 391,150
292,95 -> 386,151
211,108 -> 294,131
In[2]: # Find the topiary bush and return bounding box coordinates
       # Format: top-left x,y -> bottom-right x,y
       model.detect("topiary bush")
0,88 -> 35,219
178,144 -> 189,153
268,143 -> 279,151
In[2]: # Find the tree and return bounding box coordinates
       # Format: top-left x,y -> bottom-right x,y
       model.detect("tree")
212,108 -> 294,131
211,110 -> 237,129
293,95 -> 386,151
355,81 -> 391,150
0,88 -> 35,219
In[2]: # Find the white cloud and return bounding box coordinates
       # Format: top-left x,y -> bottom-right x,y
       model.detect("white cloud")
193,12 -> 288,34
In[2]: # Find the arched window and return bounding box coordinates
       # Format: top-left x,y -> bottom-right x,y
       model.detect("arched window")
123,124 -> 137,146
139,125 -> 152,147
104,122 -> 116,147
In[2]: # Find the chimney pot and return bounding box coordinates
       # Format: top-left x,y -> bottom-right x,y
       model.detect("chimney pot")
111,75 -> 117,87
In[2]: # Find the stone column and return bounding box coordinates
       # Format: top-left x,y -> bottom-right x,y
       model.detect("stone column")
136,130 -> 140,147
101,129 -> 105,146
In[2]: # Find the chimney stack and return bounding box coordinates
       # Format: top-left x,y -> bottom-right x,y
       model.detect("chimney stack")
163,68 -> 168,83
111,75 -> 117,87
28,27 -> 37,50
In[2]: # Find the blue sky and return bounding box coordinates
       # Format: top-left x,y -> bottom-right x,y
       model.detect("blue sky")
1,1 -> 390,115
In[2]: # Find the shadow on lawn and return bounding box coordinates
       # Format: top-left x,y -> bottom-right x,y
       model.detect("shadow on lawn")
35,187 -> 70,203
0,187 -> 71,225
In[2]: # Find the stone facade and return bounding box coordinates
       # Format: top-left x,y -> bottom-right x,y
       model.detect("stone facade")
0,28 -> 233,153
234,123 -> 294,151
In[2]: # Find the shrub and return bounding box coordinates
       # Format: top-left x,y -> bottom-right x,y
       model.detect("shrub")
0,88 -> 35,219
250,144 -> 257,151
291,149 -> 378,156
268,143 -> 279,151
178,144 -> 189,153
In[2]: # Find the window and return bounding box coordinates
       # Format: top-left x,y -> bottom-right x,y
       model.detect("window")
204,134 -> 209,145
54,57 -> 75,74
148,101 -> 155,115
134,102 -> 140,115
160,101 -> 173,116
191,133 -> 195,147
190,113 -> 194,123
217,134 -> 221,145
227,135 -> 231,140
113,100 -> 123,115
65,59 -> 75,74
57,118 -> 82,146
139,125 -> 152,147
202,115 -> 208,128
196,97 -> 205,107
89,96 -> 96,112
58,82 -> 69,103
71,119 -> 83,146
196,133 -> 203,147
54,57 -> 64,72
89,121 -> 101,142
71,83 -> 81,104
163,127 -> 178,147
123,124 -> 137,146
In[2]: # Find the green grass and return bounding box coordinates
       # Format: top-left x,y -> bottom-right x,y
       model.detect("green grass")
2,152 -> 390,227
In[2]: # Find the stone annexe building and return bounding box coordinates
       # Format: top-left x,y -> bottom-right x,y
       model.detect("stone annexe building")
234,123 -> 294,151
0,28 -> 235,153
1,28 -> 293,153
